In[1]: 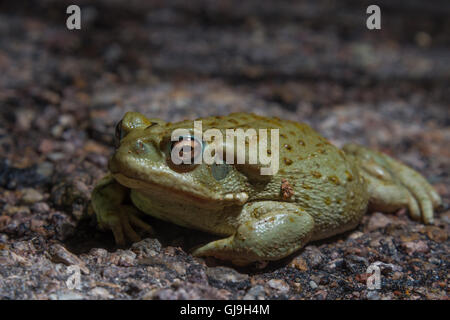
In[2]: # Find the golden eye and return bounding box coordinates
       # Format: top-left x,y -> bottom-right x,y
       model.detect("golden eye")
172,139 -> 196,163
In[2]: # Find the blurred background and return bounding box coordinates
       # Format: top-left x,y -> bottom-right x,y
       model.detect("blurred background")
0,0 -> 448,300
0,0 -> 449,163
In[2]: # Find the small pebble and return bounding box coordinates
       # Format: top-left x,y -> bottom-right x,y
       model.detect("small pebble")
367,290 -> 380,300
403,241 -> 429,255
267,279 -> 289,293
47,244 -> 89,274
309,281 -> 318,289
21,188 -> 44,204
89,287 -> 113,299
206,266 -> 248,283
367,212 -> 392,231
243,285 -> 266,300
49,291 -> 85,300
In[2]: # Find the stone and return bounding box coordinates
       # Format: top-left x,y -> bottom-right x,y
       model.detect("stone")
243,285 -> 266,300
403,241 -> 429,255
21,188 -> 44,204
89,287 -> 113,299
206,266 -> 248,283
267,279 -> 289,293
367,212 -> 392,231
47,244 -> 89,274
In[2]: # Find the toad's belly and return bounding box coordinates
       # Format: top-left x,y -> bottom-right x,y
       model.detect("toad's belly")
130,189 -> 240,236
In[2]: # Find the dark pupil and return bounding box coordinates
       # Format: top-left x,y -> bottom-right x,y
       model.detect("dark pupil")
183,138 -> 194,158
179,147 -> 192,157
172,137 -> 197,162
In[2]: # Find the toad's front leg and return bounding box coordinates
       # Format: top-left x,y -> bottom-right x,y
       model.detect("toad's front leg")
91,174 -> 154,245
192,202 -> 315,266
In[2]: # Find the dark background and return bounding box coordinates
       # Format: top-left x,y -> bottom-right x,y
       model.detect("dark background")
0,0 -> 448,300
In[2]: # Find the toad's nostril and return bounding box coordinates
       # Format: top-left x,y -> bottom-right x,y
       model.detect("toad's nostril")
132,140 -> 162,161
134,140 -> 146,154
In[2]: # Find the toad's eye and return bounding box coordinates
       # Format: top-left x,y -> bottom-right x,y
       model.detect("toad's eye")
169,136 -> 202,166
114,120 -> 123,148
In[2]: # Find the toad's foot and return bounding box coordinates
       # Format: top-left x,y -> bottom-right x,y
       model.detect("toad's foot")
344,144 -> 442,224
91,175 -> 154,245
96,205 -> 153,245
192,202 -> 315,266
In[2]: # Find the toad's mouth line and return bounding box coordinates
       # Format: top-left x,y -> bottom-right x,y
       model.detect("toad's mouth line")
111,172 -> 224,206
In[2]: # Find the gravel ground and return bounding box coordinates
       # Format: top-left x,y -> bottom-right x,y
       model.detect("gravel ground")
0,0 -> 448,300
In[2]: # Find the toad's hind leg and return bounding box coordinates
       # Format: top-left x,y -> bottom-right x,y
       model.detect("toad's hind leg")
343,144 -> 441,224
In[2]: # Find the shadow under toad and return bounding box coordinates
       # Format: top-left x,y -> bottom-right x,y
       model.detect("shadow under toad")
63,212 -> 357,275
63,213 -> 219,256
